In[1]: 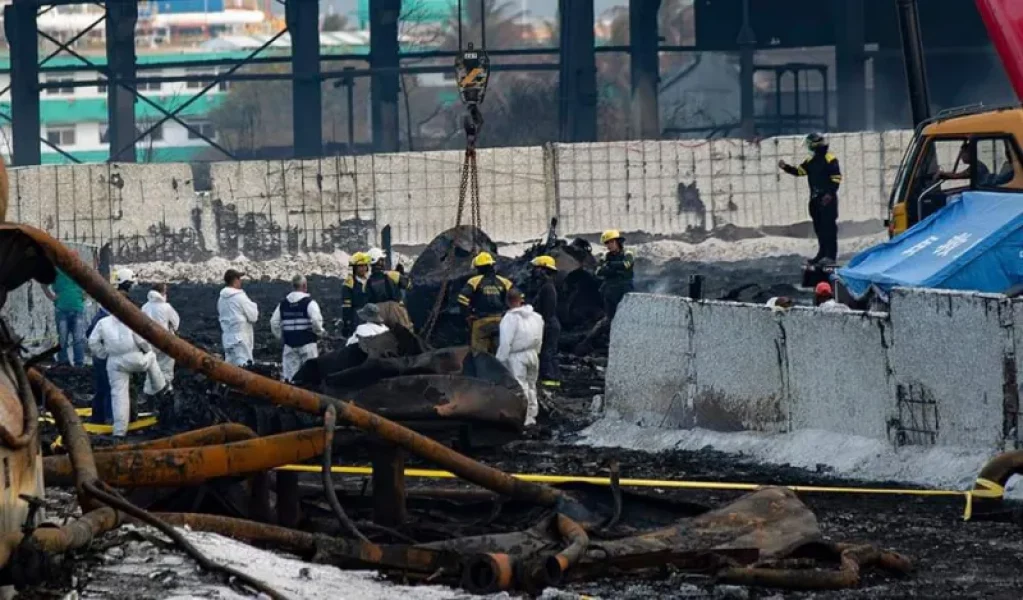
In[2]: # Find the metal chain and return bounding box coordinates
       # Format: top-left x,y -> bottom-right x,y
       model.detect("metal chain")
420,142 -> 477,341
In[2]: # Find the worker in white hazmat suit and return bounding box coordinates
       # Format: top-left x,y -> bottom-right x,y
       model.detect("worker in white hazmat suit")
270,275 -> 325,381
346,303 -> 389,347
218,269 -> 259,366
88,268 -> 167,437
495,288 -> 544,427
141,282 -> 180,389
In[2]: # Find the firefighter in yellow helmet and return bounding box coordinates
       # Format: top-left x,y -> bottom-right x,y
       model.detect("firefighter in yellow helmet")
596,230 -> 634,321
364,247 -> 413,331
341,252 -> 371,337
530,255 -> 561,389
458,251 -> 513,353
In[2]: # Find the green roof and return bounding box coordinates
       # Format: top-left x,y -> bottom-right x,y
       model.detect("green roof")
41,145 -> 208,165
0,93 -> 224,125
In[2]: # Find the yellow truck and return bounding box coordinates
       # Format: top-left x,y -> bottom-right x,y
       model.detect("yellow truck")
887,0 -> 1023,237
887,106 -> 1023,237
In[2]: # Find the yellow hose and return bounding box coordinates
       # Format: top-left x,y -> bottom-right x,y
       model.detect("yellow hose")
276,464 -> 1002,520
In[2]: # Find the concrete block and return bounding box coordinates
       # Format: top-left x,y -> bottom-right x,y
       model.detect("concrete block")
784,308 -> 894,440
605,293 -> 691,425
888,288 -> 1010,448
688,301 -> 788,432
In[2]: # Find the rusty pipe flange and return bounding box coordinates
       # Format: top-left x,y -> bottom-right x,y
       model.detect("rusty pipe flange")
461,552 -> 515,594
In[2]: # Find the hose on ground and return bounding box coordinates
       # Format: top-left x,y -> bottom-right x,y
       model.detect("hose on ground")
322,405 -> 368,543
83,480 -> 287,600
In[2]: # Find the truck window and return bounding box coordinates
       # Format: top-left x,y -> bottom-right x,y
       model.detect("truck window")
931,138 -> 976,192
975,137 -> 1020,189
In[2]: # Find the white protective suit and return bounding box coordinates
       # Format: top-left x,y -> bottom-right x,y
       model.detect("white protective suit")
270,291 -> 326,381
346,322 -> 389,347
141,290 -> 180,388
88,316 -> 166,436
218,287 -> 259,366
819,299 -> 852,313
495,304 -> 545,426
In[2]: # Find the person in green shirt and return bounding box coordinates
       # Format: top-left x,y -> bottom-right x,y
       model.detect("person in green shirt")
42,269 -> 86,367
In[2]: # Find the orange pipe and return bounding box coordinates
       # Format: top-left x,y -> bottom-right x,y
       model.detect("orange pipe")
0,507 -> 119,568
44,428 -> 325,487
28,369 -> 100,507
8,224 -> 560,508
99,423 -> 258,452
155,512 -> 456,574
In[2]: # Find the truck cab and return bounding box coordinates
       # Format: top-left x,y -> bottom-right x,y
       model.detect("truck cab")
888,106 -> 1023,237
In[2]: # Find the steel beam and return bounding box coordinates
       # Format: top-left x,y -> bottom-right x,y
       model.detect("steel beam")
106,1 -> 138,162
558,0 -> 597,142
370,0 -> 401,153
835,0 -> 866,131
286,0 -> 322,158
737,0 -> 756,138
896,0 -> 932,126
629,0 -> 661,139
5,2 -> 40,166
371,443 -> 406,527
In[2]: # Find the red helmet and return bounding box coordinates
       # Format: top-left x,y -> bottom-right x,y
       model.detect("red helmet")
814,282 -> 833,297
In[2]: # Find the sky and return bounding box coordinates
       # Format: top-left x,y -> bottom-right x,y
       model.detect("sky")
318,0 -> 628,20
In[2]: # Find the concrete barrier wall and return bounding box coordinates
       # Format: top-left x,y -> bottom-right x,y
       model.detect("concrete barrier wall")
606,288 -> 1023,451
555,131 -> 909,235
6,130 -> 910,262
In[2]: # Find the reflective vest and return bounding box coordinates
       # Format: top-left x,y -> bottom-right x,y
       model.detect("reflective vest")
279,296 -> 316,347
458,273 -> 513,318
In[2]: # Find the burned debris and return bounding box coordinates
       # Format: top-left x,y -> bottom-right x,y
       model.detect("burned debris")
0,223 -> 929,598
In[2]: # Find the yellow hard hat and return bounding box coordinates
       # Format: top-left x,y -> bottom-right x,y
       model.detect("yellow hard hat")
350,252 -> 371,266
531,255 -> 557,271
472,251 -> 496,268
600,229 -> 623,244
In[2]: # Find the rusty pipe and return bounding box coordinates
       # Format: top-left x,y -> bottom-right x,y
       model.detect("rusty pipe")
717,544 -> 911,590
0,507 -> 120,568
9,224 -> 561,508
154,512 -> 458,574
28,369 -> 100,507
44,427 -> 326,487
0,353 -> 39,449
544,514 -> 588,585
99,423 -> 258,452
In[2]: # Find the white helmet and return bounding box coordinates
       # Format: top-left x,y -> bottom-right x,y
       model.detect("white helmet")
112,267 -> 136,287
367,247 -> 386,264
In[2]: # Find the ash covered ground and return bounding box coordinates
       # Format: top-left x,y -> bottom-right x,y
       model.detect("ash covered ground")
33,240 -> 1023,599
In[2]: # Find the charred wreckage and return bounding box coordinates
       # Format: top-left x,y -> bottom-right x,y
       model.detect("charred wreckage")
10,199 -> 1023,598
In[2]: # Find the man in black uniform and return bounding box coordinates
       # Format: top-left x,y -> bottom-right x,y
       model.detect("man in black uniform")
596,230 -> 635,321
779,132 -> 843,264
365,247 -> 412,331
458,251 -> 513,354
341,252 -> 370,337
530,255 -> 560,390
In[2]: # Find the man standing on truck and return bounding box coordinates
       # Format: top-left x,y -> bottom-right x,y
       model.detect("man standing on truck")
778,132 -> 842,265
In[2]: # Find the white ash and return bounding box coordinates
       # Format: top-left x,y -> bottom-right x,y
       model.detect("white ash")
120,251 -> 417,284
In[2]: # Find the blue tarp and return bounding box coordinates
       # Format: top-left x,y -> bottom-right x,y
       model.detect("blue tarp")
837,191 -> 1023,299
